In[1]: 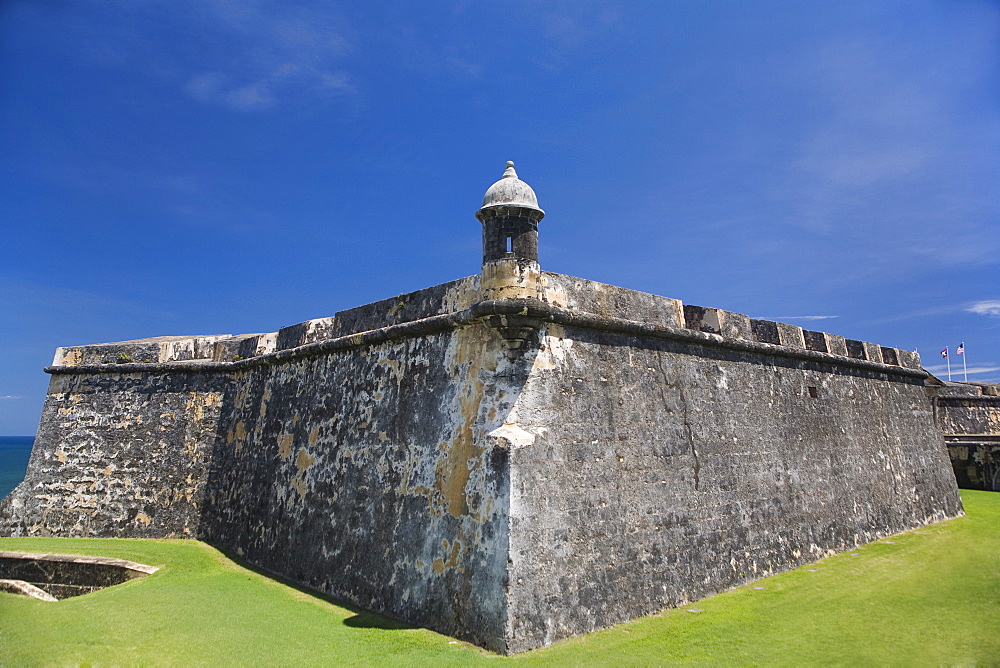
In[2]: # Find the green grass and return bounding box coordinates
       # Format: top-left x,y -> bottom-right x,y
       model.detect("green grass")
2,490 -> 998,666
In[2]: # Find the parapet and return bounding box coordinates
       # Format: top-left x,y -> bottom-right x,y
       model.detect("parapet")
53,335 -> 237,366
46,272 -> 922,376
682,303 -> 920,371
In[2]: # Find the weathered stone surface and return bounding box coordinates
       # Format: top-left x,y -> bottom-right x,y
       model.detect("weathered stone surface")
0,371 -> 225,538
750,319 -> 781,345
212,333 -> 276,362
935,382 -> 1000,491
937,383 -> 1000,435
54,335 -> 231,366
803,329 -> 828,352
541,272 -> 684,328
502,322 -> 961,652
825,333 -> 849,358
0,274 -> 962,654
196,322 -> 519,650
276,277 -> 482,351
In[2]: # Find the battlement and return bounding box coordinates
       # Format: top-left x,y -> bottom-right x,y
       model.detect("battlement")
47,272 -> 923,378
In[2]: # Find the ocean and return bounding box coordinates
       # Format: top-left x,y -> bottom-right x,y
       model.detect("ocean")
0,436 -> 34,498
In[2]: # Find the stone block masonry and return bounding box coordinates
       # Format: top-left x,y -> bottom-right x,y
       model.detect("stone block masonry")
935,381 -> 1000,491
0,162 -> 963,653
0,271 -> 962,653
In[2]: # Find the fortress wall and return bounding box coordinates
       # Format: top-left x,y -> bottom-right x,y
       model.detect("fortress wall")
275,276 -> 480,350
935,383 -> 1000,492
936,384 -> 1000,435
0,275 -> 520,651
1,269 -> 965,653
0,370 -> 228,538
195,321 -> 523,651
541,272 -> 684,327
501,322 -> 962,652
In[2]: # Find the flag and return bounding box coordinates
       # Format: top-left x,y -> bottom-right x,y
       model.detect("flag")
957,343 -> 965,356
940,348 -> 948,358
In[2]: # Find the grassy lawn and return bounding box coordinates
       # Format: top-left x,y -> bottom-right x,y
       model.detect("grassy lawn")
1,490 -> 998,665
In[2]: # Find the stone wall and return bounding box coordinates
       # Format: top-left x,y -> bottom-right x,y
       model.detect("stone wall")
935,382 -> 1000,491
0,370 -> 226,538
0,271 -> 964,653
501,320 -> 961,652
196,322 -> 524,651
936,382 -> 1000,435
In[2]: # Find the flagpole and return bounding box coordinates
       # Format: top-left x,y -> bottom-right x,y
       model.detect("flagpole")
946,347 -> 951,381
962,343 -> 968,382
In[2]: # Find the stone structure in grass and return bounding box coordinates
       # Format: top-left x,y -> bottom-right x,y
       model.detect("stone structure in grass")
0,162 -> 963,654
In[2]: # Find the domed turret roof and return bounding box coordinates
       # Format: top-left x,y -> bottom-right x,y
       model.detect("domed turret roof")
479,161 -> 544,215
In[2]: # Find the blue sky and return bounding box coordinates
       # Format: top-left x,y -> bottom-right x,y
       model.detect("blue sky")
2,1 -> 998,435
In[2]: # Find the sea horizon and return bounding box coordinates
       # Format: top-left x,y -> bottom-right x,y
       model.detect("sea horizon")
0,435 -> 34,498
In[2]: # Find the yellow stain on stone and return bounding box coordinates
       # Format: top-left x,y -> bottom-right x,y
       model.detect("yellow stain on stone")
291,477 -> 308,499
60,349 -> 83,366
278,434 -> 294,459
55,451 -> 67,463
102,465 -> 115,476
295,448 -> 316,475
379,359 -> 404,382
378,431 -> 388,442
435,323 -> 496,519
135,512 -> 151,526
432,539 -> 463,575
227,421 -> 248,444
259,386 -> 272,418
308,426 -> 320,446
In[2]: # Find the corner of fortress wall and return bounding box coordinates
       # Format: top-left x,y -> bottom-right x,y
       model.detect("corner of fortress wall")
0,270 -> 963,654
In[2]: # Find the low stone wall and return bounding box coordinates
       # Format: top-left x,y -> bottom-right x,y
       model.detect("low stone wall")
0,550 -> 157,600
935,382 -> 1000,491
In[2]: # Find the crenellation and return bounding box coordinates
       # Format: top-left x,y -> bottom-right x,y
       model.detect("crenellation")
896,349 -> 921,370
53,335 -> 232,367
825,333 -> 849,357
879,346 -> 899,366
863,341 -> 884,365
775,322 -> 805,349
802,329 -> 828,353
717,310 -> 752,341
845,339 -> 867,360
750,319 -> 781,345
212,333 -> 276,362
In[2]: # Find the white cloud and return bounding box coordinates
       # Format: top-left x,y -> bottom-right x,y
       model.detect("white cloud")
762,315 -> 839,321
777,19 -> 1000,280
59,1 -> 357,112
967,301 -> 1000,317
179,3 -> 355,112
0,396 -> 26,401
924,364 -> 1000,376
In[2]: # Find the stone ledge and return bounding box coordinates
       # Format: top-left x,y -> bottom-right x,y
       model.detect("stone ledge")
0,578 -> 58,601
0,551 -> 159,575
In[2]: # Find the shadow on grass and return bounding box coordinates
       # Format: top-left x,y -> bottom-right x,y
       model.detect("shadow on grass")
212,545 -> 418,631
